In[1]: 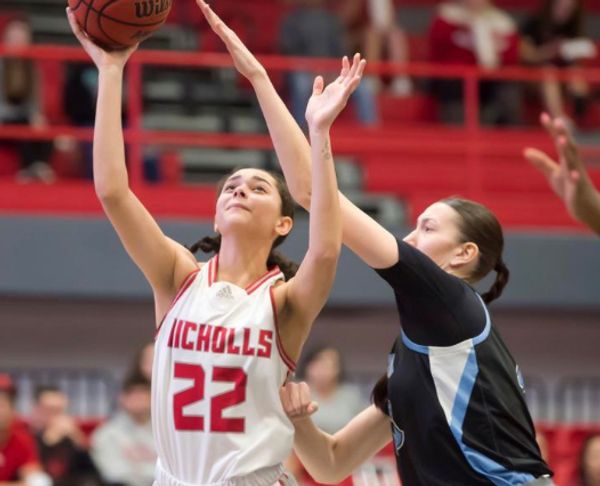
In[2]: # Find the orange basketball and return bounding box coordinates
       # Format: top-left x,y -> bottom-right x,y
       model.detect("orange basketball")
68,0 -> 172,50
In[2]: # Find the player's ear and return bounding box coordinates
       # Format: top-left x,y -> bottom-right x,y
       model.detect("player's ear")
450,242 -> 479,269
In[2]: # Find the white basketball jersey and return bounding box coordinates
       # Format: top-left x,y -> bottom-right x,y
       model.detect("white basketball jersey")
152,255 -> 296,485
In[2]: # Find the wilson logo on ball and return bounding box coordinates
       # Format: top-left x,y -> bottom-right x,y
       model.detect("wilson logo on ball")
70,0 -> 173,50
135,0 -> 171,18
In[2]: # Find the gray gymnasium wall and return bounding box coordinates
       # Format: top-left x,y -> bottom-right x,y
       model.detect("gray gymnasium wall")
1,215 -> 599,418
0,215 -> 599,308
0,296 -> 598,396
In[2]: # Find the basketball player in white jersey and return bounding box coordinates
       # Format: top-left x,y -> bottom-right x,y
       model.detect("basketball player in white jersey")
67,5 -> 366,485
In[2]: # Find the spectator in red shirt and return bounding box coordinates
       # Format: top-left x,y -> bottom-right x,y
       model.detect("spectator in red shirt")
0,374 -> 51,486
428,0 -> 521,125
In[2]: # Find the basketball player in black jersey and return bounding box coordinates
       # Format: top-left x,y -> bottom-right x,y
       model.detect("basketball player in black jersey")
525,112 -> 600,235
200,3 -> 553,484
280,196 -> 554,486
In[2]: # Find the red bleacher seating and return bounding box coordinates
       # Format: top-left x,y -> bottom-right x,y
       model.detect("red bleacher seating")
0,146 -> 19,176
340,121 -> 599,230
39,60 -> 67,125
185,0 -> 288,55
0,181 -> 217,219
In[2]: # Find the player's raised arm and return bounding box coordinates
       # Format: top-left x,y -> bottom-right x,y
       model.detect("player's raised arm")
280,382 -> 391,484
197,1 -> 399,269
196,0 -> 312,200
67,9 -> 197,320
274,71 -> 357,359
524,113 -> 600,235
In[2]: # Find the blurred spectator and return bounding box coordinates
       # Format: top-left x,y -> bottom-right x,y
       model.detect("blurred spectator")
0,374 -> 51,486
286,346 -> 366,485
578,434 -> 600,486
428,0 -> 521,125
296,345 -> 366,434
127,343 -> 154,383
0,18 -> 54,182
521,0 -> 595,126
62,62 -> 97,179
63,64 -> 96,128
279,0 -> 378,127
339,0 -> 412,96
91,375 -> 155,486
30,385 -> 102,486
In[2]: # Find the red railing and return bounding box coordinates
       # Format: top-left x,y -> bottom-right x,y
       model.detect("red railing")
1,44 -> 600,222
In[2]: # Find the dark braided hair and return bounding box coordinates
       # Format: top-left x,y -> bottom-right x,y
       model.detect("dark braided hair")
372,197 -> 509,413
442,197 -> 509,304
188,168 -> 299,281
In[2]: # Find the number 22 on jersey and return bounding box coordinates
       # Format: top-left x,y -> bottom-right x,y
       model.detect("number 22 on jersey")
173,362 -> 247,433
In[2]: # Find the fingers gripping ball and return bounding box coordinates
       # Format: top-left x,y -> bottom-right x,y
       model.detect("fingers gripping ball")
67,0 -> 172,50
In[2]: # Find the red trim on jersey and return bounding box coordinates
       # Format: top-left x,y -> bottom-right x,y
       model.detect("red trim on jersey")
245,266 -> 282,294
208,254 -> 218,286
269,286 -> 296,372
209,253 -> 281,295
154,268 -> 200,339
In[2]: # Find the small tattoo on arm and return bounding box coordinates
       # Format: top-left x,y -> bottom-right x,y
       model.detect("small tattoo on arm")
321,139 -> 332,161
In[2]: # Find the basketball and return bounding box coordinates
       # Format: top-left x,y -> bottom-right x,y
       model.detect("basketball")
67,0 -> 172,50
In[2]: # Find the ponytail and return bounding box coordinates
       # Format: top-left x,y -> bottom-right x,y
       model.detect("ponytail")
482,258 -> 510,304
371,373 -> 389,414
266,249 -> 299,283
189,235 -> 220,255
188,234 -> 299,282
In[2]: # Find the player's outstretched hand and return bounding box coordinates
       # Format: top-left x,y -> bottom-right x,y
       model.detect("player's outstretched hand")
280,382 -> 319,424
66,7 -> 137,70
305,54 -> 366,133
196,0 -> 266,82
524,112 -> 600,234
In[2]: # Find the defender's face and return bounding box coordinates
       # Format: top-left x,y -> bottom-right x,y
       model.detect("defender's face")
403,202 -> 464,271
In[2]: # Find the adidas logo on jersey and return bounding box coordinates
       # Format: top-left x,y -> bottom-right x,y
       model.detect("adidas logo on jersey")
216,285 -> 234,301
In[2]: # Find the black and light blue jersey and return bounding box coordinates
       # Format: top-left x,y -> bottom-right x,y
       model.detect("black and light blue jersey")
375,240 -> 551,486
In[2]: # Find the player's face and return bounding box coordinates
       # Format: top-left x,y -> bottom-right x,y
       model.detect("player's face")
215,169 -> 292,244
403,202 -> 467,271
